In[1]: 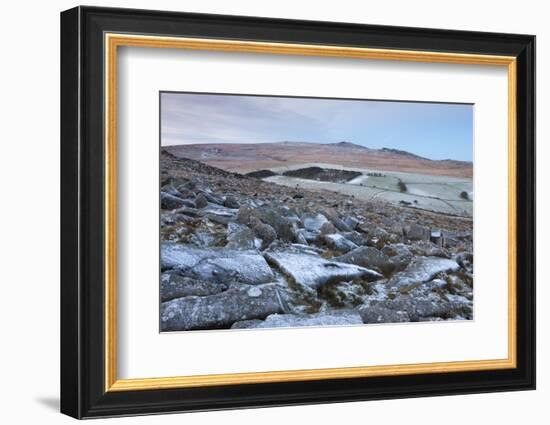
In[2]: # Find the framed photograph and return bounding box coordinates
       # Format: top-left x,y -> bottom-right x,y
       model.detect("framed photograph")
60,6 -> 535,419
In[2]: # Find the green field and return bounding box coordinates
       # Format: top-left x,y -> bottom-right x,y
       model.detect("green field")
265,163 -> 473,217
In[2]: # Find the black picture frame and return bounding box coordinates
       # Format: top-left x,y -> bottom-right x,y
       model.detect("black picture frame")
61,5 -> 535,419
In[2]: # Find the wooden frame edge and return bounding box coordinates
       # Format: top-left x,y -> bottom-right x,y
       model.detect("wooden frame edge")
103,33 -> 518,393
108,358 -> 516,391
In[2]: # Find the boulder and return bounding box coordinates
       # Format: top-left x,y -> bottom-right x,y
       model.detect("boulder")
381,243 -> 412,258
231,319 -> 264,329
160,272 -> 228,302
343,216 -> 361,230
387,256 -> 460,288
236,205 -> 254,224
388,222 -> 405,237
225,223 -> 258,250
366,226 -> 397,247
369,295 -> 472,321
161,243 -> 275,284
161,192 -> 189,210
231,310 -> 363,329
301,213 -> 329,232
162,185 -> 183,198
410,240 -> 449,258
332,218 -> 352,232
238,206 -> 296,242
194,193 -> 209,209
223,194 -> 240,209
381,243 -> 413,273
318,280 -> 367,308
161,283 -> 285,331
173,206 -> 201,217
322,209 -> 352,232
321,233 -> 358,253
295,231 -> 309,245
296,228 -> 319,243
342,231 -> 369,246
204,214 -> 233,225
188,230 -> 221,248
454,251 -> 474,273
333,246 -> 393,275
197,190 -> 224,205
201,204 -> 238,218
358,304 -> 410,324
160,212 -> 195,227
405,223 -> 430,241
180,199 -> 197,208
249,217 -> 277,249
287,243 -> 326,255
264,251 -> 382,289
257,208 -> 297,242
441,231 -> 461,248
174,186 -> 196,199
319,221 -> 338,235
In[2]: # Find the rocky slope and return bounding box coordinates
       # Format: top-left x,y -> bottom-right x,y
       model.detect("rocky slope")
159,150 -> 473,332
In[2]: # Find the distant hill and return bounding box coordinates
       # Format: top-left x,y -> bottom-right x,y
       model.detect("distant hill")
329,141 -> 369,149
164,141 -> 472,178
380,147 -> 428,160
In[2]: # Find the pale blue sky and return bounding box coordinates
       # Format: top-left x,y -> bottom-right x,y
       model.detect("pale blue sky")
161,92 -> 473,161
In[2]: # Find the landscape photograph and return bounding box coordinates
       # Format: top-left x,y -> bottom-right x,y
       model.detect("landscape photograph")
159,92 -> 474,332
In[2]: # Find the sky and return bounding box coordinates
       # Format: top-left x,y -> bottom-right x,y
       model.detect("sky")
161,92 -> 473,161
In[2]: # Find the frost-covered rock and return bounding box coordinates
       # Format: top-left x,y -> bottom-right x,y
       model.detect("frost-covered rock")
405,223 -> 430,241
187,229 -> 221,248
454,251 -> 474,273
194,193 -> 209,209
231,319 -> 264,329
319,221 -> 338,235
321,233 -> 358,253
387,256 -> 460,288
160,212 -> 195,227
296,228 -> 320,243
161,283 -> 285,331
161,243 -> 275,284
160,272 -> 228,302
321,208 -> 351,232
344,216 -> 361,230
341,231 -> 368,247
288,243 -> 326,255
334,246 -> 392,274
225,223 -> 258,250
223,194 -> 240,209
264,251 -> 382,289
410,240 -> 449,258
161,192 -> 189,210
237,206 -> 296,242
231,310 -> 363,329
302,213 -> 329,232
163,185 -> 183,198
197,190 -> 224,206
358,304 -> 410,324
295,231 -> 309,245
249,216 -> 277,249
201,204 -> 238,218
319,280 -> 368,308
365,295 -> 472,321
381,243 -> 413,272
173,206 -> 201,218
